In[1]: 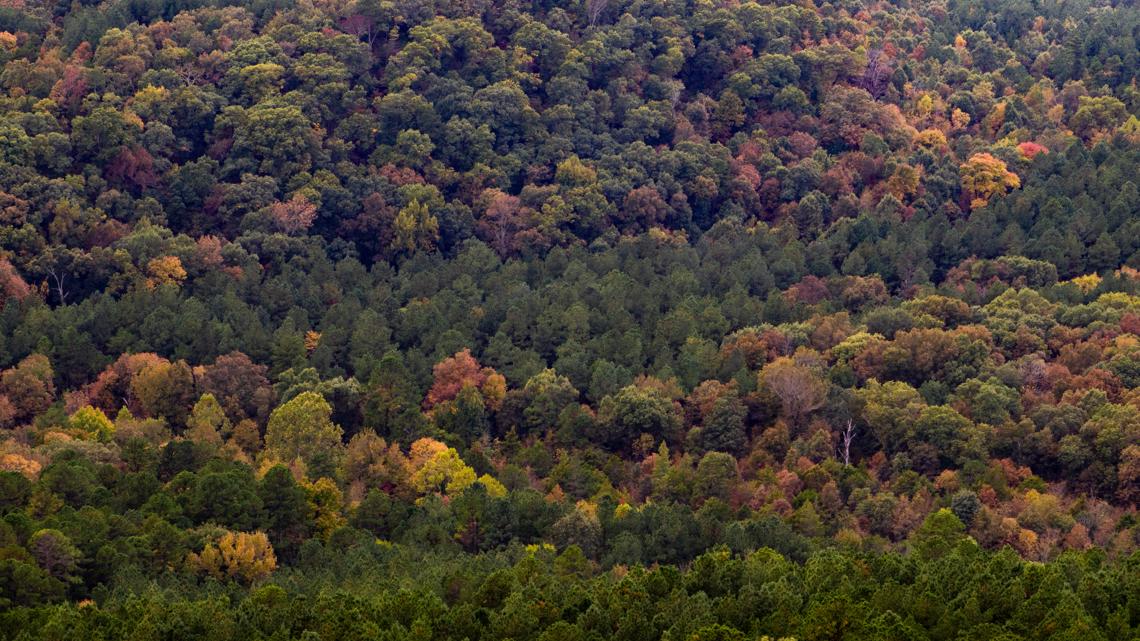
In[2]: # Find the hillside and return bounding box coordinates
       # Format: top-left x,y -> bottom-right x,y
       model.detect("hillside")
0,0 -> 1138,638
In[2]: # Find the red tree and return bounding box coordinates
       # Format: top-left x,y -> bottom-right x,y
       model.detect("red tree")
424,349 -> 488,410
476,189 -> 528,258
202,352 -> 274,423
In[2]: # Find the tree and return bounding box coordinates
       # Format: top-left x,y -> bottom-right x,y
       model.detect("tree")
912,405 -> 971,470
145,256 -> 188,289
130,360 -> 196,430
0,257 -> 32,308
344,430 -> 410,492
858,380 -> 924,455
699,396 -> 747,455
0,470 -> 31,511
838,420 -> 856,466
106,145 -> 159,191
1070,96 -> 1127,141
950,490 -> 981,526
190,469 -> 265,530
339,3 -> 380,48
264,391 -> 344,466
620,186 -> 671,232
477,189 -> 528,258
303,477 -> 347,538
186,394 -> 232,446
859,49 -> 892,99
424,349 -> 490,410
597,385 -> 682,450
71,106 -> 137,164
910,508 -> 968,560
407,438 -> 476,496
1087,233 -> 1120,272
28,529 -> 81,584
693,452 -> 738,503
352,489 -> 407,539
202,352 -> 274,424
258,465 -> 311,556
522,369 -> 579,434
586,0 -> 609,26
0,354 -> 55,424
391,199 -> 439,256
952,377 -> 1020,425
269,194 -> 318,235
818,85 -> 911,150
960,153 -> 1020,211
186,531 -> 276,584
433,385 -> 489,442
1117,444 -> 1140,504
220,103 -> 321,179
69,405 -> 114,441
363,352 -> 428,444
760,355 -> 829,427
550,503 -> 602,559
0,559 -> 66,606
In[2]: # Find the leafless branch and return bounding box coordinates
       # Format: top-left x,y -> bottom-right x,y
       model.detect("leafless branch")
587,0 -> 609,26
46,267 -> 67,306
840,419 -> 856,466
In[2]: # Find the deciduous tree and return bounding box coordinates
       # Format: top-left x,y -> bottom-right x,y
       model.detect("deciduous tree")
264,391 -> 344,466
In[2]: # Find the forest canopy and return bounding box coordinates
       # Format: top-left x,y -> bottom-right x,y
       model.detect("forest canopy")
0,0 -> 1139,639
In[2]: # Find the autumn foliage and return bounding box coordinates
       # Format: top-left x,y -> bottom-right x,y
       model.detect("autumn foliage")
0,0 -> 1137,635
186,531 -> 277,584
960,153 -> 1020,211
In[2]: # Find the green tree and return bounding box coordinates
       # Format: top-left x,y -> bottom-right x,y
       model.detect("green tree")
186,394 -> 232,447
219,102 -> 322,178
858,380 -> 924,454
258,465 -> 311,557
27,529 -> 81,585
693,452 -> 738,503
698,396 -> 747,455
522,369 -> 579,434
391,199 -> 440,256
910,508 -> 968,560
0,354 -> 55,424
190,468 -> 264,530
264,391 -> 344,466
597,385 -> 682,451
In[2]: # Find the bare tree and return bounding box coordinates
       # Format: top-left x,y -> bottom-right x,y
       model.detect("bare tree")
759,357 -> 828,428
840,419 -> 856,466
859,49 -> 892,99
45,267 -> 67,306
174,63 -> 205,87
665,80 -> 684,110
587,0 -> 609,26
340,14 -> 377,49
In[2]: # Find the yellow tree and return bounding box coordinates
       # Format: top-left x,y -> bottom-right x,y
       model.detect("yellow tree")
145,255 -> 187,289
304,477 -> 348,538
186,531 -> 277,584
128,359 -> 196,430
186,393 -> 231,446
886,164 -> 921,201
407,437 -> 477,496
0,452 -> 41,478
392,199 -> 439,255
960,153 -> 1019,211
69,405 -> 115,441
217,531 -> 277,583
344,431 -> 411,496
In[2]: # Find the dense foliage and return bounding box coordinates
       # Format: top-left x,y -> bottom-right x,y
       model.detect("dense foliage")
0,0 -> 1139,638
